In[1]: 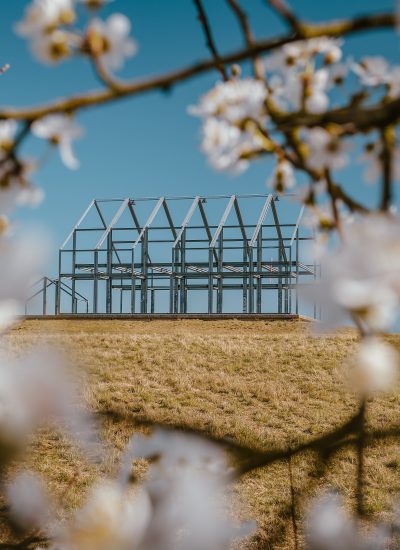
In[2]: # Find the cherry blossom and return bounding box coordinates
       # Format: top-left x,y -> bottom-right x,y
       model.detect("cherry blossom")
0,300 -> 20,334
267,159 -> 296,193
199,117 -> 261,173
0,161 -> 43,217
386,66 -> 400,98
30,29 -> 73,64
189,78 -> 267,122
292,68 -> 330,113
269,69 -> 330,114
350,337 -> 399,394
189,78 -> 267,173
60,481 -> 151,550
0,120 -> 17,155
32,114 -> 83,169
306,492 -> 388,550
15,0 -> 76,38
265,37 -> 343,72
352,56 -> 390,87
86,13 -> 137,71
118,430 -> 255,550
304,127 -> 351,171
309,214 -> 400,331
6,471 -> 53,531
327,60 -> 351,87
358,141 -> 400,184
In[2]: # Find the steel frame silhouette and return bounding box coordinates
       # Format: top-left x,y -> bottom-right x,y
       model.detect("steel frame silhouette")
53,194 -> 317,315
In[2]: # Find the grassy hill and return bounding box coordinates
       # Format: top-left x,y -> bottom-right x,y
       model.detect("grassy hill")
5,319 -> 400,549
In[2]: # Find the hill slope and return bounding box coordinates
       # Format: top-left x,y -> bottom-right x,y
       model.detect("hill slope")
5,319 -> 400,549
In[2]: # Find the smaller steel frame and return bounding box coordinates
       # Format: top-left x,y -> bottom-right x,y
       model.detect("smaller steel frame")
36,194 -> 318,316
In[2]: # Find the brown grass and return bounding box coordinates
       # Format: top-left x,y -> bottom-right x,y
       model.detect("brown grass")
4,319 -> 400,549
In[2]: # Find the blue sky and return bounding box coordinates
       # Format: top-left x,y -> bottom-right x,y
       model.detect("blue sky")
2,0 -> 399,273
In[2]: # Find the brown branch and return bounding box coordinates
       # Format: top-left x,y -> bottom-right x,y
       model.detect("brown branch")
274,95 -> 400,134
0,12 -> 395,121
325,168 -> 343,238
268,0 -> 300,31
226,0 -> 264,79
193,0 -> 229,81
283,129 -> 369,213
380,126 -> 394,211
91,56 -> 124,91
356,398 -> 367,517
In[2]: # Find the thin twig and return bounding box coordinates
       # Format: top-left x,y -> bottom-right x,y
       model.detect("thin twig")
325,168 -> 344,239
380,126 -> 393,211
91,56 -> 124,91
226,0 -> 264,78
268,0 -> 300,31
193,0 -> 229,81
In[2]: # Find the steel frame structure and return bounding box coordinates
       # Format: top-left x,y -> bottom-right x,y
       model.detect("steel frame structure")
48,194 -> 317,316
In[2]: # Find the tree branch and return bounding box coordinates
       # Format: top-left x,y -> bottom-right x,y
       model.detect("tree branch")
193,0 -> 229,81
226,0 -> 264,79
0,11 -> 394,121
380,126 -> 394,211
268,0 -> 300,31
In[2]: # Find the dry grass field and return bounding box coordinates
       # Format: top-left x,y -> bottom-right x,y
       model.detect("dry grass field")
4,319 -> 400,549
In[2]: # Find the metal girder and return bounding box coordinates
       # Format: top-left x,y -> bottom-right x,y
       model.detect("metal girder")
94,200 -> 108,228
95,198 -> 130,249
249,194 -> 273,247
290,205 -> 305,248
233,197 -> 248,247
132,197 -> 165,249
271,199 -> 288,262
162,199 -> 178,240
173,196 -> 200,247
210,195 -> 236,248
128,201 -> 142,234
60,199 -> 95,250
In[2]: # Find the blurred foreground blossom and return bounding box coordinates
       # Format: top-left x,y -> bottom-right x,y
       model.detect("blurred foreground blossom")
86,13 -> 137,71
308,214 -> 400,331
265,37 -> 343,72
21,430 -> 254,550
304,127 -> 351,172
0,169 -> 43,219
32,114 -> 84,169
306,492 -> 389,549
352,56 -> 390,87
6,471 -> 53,531
0,230 -> 48,310
15,0 -> 76,38
0,120 -> 17,155
0,346 -> 101,458
350,337 -> 399,394
118,429 -> 255,550
267,159 -> 296,193
60,480 -> 151,550
15,0 -> 77,64
358,141 -> 400,184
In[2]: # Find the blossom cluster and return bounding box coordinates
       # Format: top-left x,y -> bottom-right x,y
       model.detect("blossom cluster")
15,0 -> 136,70
190,37 -> 400,193
6,430 -> 253,550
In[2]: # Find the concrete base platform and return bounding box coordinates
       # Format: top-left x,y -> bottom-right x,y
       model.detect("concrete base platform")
22,313 -> 313,321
